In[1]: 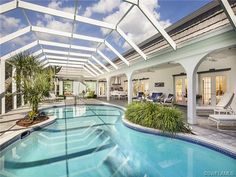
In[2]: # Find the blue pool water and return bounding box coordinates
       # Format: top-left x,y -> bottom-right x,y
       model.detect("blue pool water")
0,105 -> 236,177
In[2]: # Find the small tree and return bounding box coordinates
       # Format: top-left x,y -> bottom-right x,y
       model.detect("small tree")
10,53 -> 53,120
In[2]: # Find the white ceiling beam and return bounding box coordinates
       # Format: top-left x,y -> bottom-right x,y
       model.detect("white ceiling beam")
50,63 -> 83,68
85,64 -> 99,75
83,66 -> 96,77
32,49 -> 43,56
0,26 -> 31,45
1,40 -> 38,61
43,49 -> 91,58
219,0 -> 236,30
48,60 -> 85,65
38,55 -> 46,61
97,50 -> 118,70
32,26 -> 104,43
39,40 -> 69,48
116,27 -> 147,60
39,40 -> 96,52
88,60 -> 104,74
122,0 -> 138,5
91,56 -> 110,72
46,55 -> 88,62
138,3 -> 176,50
71,44 -> 96,52
104,40 -> 129,66
17,0 -> 115,29
0,0 -> 17,14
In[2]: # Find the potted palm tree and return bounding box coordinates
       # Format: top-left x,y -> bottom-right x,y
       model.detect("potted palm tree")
10,52 -> 53,126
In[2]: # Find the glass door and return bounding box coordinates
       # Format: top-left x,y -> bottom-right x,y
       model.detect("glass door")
175,76 -> 187,105
202,77 -> 211,105
200,73 -> 227,106
98,82 -> 106,97
216,75 -> 227,104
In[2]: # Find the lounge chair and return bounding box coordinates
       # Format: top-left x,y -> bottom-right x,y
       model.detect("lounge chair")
45,92 -> 63,102
161,94 -> 174,105
132,92 -> 144,101
208,114 -> 236,131
214,92 -> 234,114
147,92 -> 163,102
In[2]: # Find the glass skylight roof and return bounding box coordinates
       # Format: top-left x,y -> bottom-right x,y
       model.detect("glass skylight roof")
0,0 -> 218,78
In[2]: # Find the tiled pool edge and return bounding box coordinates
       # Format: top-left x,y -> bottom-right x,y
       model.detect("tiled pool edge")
122,117 -> 236,159
0,116 -> 56,151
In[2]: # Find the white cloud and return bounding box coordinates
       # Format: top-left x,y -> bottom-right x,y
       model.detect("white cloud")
48,0 -> 74,14
101,0 -> 171,49
83,0 -> 120,17
35,0 -> 75,42
0,15 -> 22,36
0,15 -> 33,46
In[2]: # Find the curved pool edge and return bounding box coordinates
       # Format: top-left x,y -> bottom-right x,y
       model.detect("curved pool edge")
0,115 -> 56,151
122,117 -> 236,159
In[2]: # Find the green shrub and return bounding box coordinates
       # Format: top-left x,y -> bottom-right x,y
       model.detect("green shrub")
125,102 -> 191,134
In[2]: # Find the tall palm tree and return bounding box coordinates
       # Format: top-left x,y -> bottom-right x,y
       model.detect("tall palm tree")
10,52 -> 53,119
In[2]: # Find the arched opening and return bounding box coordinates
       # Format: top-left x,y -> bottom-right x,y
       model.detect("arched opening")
195,46 -> 236,127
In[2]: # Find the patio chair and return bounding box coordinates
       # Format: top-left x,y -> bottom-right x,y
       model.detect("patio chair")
214,92 -> 234,114
132,92 -> 144,101
208,114 -> 236,131
147,92 -> 163,102
161,94 -> 174,105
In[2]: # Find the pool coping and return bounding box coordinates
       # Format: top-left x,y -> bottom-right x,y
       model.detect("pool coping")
0,115 -> 56,151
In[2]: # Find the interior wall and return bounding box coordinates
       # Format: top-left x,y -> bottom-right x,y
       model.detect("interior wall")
197,55 -> 236,110
131,65 -> 185,97
73,81 -> 86,96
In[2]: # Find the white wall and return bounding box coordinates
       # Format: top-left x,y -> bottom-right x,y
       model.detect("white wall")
131,65 -> 185,97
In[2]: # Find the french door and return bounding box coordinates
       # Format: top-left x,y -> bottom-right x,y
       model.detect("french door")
200,73 -> 227,106
174,76 -> 188,105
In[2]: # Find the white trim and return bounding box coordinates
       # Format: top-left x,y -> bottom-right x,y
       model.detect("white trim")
0,26 -> 31,45
104,40 -> 129,66
32,26 -> 104,43
88,60 -> 104,74
43,49 -> 91,58
138,2 -> 176,50
48,60 -> 85,65
219,0 -> 236,30
46,55 -> 88,62
85,64 -> 99,75
0,0 -> 17,14
38,40 -> 96,52
50,63 -> 83,68
18,1 -> 115,29
1,40 -> 38,61
83,66 -> 96,77
32,49 -> 43,56
97,49 -> 118,70
116,27 -> 147,60
91,56 -> 110,72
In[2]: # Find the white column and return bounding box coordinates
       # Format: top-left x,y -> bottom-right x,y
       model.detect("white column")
59,81 -> 63,95
186,71 -> 197,124
54,78 -> 57,96
0,60 -> 6,114
126,71 -> 133,104
178,53 -> 206,125
96,80 -> 99,96
12,67 -> 17,109
106,77 -> 111,101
